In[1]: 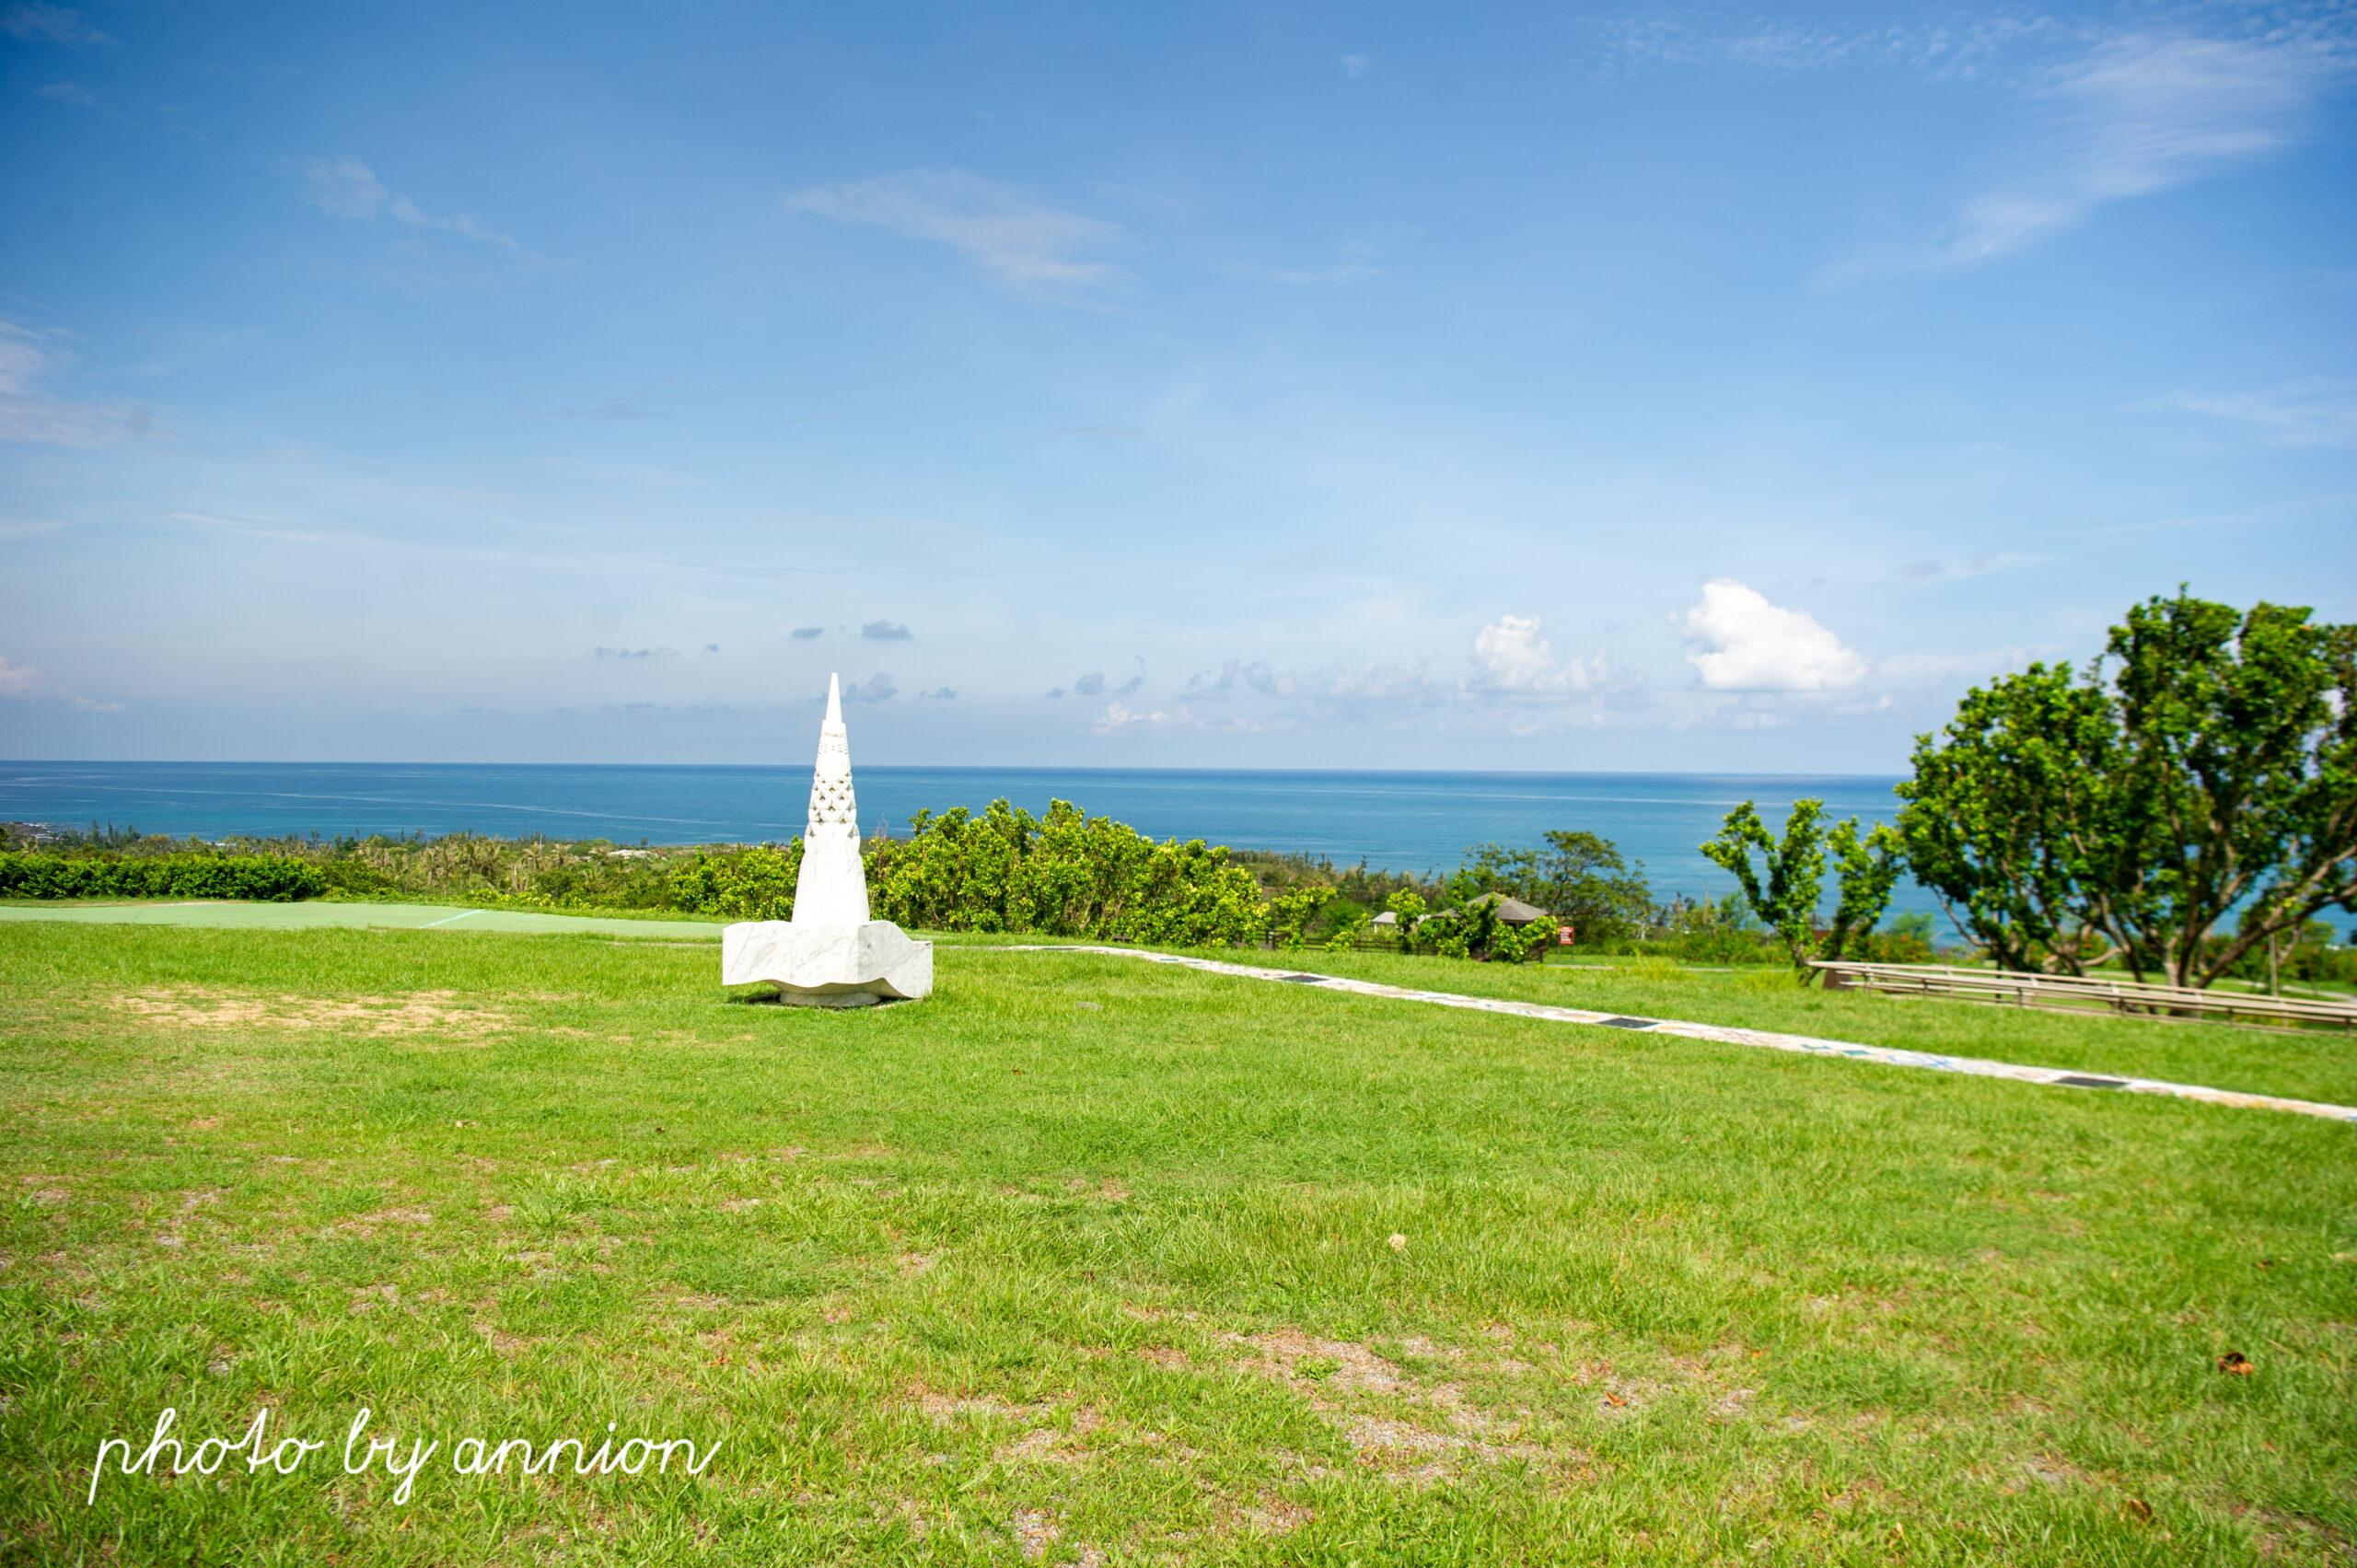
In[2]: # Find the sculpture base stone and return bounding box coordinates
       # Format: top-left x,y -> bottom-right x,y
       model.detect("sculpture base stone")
722,920 -> 933,1006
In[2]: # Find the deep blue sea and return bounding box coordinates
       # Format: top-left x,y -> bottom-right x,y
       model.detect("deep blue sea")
0,761 -> 1937,914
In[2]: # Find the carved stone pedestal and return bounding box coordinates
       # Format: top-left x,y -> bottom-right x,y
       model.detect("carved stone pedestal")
722,918 -> 934,1006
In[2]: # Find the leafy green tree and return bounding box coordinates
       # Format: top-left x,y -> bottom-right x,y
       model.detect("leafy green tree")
1824,817 -> 1903,965
1701,801 -> 1826,978
1485,916 -> 1550,964
1458,830 -> 1655,942
1898,591 -> 2356,987
1701,800 -> 1899,981
1384,889 -> 1428,953
1894,663 -> 2122,974
1322,905 -> 1371,951
2103,593 -> 2357,987
1266,885 -> 1329,949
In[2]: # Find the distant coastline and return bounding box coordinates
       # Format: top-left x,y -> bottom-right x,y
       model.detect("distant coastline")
0,760 -> 1934,915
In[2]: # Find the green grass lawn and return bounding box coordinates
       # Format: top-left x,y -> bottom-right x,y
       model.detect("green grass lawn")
3,922 -> 2353,1566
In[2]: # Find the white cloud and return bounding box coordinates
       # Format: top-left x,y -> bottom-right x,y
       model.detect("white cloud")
1185,660 -> 1291,700
297,155 -> 389,218
1341,53 -> 1370,76
2168,377 -> 2357,447
2,4 -> 106,44
785,168 -> 1122,293
0,653 -> 119,710
388,194 -> 520,250
1093,700 -> 1199,734
0,320 -> 148,446
295,156 -> 561,270
842,672 -> 898,702
36,80 -> 95,107
1318,659 -> 1442,707
1675,579 -> 1868,691
1467,613 -> 1610,695
1888,34 -> 2337,273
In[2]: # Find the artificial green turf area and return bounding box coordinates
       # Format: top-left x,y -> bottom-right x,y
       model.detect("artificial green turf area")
2,922 -> 2352,1566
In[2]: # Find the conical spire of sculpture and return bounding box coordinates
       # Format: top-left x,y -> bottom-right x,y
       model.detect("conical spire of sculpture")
791,673 -> 871,924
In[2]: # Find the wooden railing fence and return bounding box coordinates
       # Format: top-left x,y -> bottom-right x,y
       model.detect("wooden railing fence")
1810,959 -> 2357,1031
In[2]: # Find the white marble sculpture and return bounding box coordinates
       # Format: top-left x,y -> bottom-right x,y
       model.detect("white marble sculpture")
721,674 -> 934,1006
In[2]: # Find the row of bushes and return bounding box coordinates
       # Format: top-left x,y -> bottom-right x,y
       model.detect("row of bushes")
1,806 -> 1271,951
0,852 -> 326,901
668,801 -> 1271,947
4,812 -> 1992,972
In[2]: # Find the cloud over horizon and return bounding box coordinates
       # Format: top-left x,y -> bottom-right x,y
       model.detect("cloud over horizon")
1467,614 -> 1615,696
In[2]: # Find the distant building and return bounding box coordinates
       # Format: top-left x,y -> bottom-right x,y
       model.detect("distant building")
1434,891 -> 1551,926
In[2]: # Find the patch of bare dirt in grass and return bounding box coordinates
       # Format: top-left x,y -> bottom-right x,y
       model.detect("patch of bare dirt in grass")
909,1382 -> 1051,1426
874,1498 -> 931,1539
993,1407 -> 1103,1467
1237,1493 -> 1316,1536
1227,1328 -> 1541,1484
1007,1509 -> 1105,1563
331,1207 -> 434,1239
471,1320 -> 539,1358
2235,1504 -> 2350,1561
119,988 -> 513,1039
150,1187 -> 225,1250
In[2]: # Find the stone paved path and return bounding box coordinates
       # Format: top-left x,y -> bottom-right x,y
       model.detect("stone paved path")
1013,944 -> 2357,1126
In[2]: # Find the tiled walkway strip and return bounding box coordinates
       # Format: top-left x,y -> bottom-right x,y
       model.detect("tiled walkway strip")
1009,946 -> 2357,1126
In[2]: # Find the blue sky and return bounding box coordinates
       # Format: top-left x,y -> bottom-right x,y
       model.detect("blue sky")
2,0 -> 2351,770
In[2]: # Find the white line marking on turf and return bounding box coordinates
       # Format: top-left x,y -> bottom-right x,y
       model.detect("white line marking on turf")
421,910 -> 485,928
1006,946 -> 2357,1126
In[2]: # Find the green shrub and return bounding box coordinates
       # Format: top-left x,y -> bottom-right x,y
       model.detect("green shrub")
318,860 -> 400,897
0,853 -> 325,902
667,843 -> 802,921
866,799 -> 1263,946
1868,912 -> 1937,965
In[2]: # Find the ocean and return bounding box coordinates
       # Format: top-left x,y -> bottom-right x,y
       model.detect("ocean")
0,761 -> 1936,914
